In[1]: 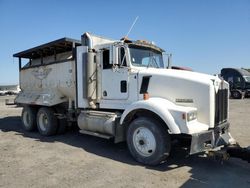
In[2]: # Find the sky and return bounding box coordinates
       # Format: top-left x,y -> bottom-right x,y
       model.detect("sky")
0,0 -> 249,85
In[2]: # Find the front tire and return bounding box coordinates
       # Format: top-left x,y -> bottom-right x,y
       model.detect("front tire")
37,107 -> 58,136
127,117 -> 171,166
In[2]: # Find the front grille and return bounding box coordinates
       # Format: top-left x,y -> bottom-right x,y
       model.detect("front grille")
215,89 -> 228,126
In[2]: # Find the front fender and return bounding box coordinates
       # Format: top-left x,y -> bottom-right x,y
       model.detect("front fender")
120,98 -> 184,134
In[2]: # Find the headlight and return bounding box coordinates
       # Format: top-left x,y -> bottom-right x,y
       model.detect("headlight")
187,111 -> 197,122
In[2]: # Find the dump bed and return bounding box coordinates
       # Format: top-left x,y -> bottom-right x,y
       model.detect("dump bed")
14,38 -> 81,106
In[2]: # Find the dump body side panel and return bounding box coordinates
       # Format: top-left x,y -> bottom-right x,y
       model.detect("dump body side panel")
16,58 -> 76,106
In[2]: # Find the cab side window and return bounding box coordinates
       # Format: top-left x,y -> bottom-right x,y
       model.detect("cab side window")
103,49 -> 112,69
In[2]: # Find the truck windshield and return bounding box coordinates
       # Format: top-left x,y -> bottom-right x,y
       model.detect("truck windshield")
244,76 -> 250,82
129,46 -> 164,68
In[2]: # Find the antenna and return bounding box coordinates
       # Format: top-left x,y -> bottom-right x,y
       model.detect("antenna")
120,16 -> 139,66
124,16 -> 139,39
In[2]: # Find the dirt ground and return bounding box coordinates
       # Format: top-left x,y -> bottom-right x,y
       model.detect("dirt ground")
0,96 -> 250,188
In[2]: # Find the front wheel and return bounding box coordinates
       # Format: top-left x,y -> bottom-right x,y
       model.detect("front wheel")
127,117 -> 171,165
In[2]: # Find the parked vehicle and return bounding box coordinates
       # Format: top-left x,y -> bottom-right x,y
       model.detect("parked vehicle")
13,33 -> 249,165
220,68 -> 250,99
0,90 -> 6,96
0,85 -> 20,96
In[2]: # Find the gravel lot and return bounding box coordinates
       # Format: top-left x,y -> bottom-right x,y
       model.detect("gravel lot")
0,96 -> 250,188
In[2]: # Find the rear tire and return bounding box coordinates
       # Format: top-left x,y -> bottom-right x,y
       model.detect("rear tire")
127,117 -> 171,166
21,106 -> 37,131
37,107 -> 58,136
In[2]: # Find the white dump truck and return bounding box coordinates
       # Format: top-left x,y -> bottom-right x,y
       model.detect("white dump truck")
14,33 -> 248,165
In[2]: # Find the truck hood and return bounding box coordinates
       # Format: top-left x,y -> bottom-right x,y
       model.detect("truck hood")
138,68 -> 219,85
137,68 -> 227,127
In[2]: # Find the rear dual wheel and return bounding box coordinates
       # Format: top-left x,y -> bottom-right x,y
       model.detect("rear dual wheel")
21,106 -> 67,136
37,107 -> 58,136
21,106 -> 37,131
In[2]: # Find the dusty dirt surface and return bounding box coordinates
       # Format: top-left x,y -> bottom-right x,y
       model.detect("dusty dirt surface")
0,96 -> 250,188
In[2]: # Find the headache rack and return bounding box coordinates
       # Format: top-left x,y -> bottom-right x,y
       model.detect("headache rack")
13,38 -> 81,70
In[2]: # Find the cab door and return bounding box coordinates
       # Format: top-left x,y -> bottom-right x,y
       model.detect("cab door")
101,46 -> 129,100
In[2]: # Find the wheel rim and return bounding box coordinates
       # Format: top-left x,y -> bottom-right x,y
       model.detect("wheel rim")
132,127 -> 156,157
38,112 -> 49,132
23,111 -> 30,128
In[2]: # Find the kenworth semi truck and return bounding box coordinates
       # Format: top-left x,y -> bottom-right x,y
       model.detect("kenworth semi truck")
13,32 -> 249,165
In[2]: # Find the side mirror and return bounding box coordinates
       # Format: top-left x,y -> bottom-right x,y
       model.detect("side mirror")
112,45 -> 118,65
163,53 -> 172,69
